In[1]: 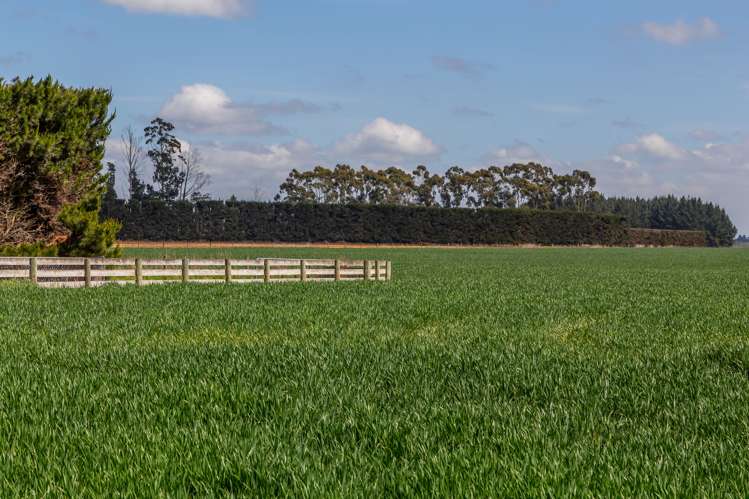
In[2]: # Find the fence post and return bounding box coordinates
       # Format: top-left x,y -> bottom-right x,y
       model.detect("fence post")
364,260 -> 370,281
182,258 -> 189,283
264,259 -> 270,283
84,258 -> 91,288
386,261 -> 392,281
225,259 -> 232,284
375,260 -> 381,281
335,259 -> 341,281
29,257 -> 37,284
135,258 -> 143,286
300,259 -> 307,282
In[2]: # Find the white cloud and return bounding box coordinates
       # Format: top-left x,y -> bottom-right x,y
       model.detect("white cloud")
617,133 -> 686,160
168,118 -> 439,197
161,84 -> 276,135
335,117 -> 441,164
485,141 -> 548,165
202,140 -> 317,175
105,117 -> 439,200
476,133 -> 748,231
198,139 -> 317,197
101,0 -> 251,18
584,133 -> 749,231
609,155 -> 638,170
159,84 -> 333,136
689,140 -> 749,172
105,136 -> 317,200
642,18 -> 720,46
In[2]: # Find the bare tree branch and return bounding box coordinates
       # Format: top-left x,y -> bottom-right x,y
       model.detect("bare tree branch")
178,146 -> 211,201
121,126 -> 145,200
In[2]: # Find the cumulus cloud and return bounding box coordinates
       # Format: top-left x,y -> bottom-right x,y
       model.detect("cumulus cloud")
160,84 -> 330,136
161,84 -> 278,135
101,0 -> 251,18
202,140 -> 317,175
616,133 -> 686,160
335,117 -> 441,164
642,18 -> 720,46
689,139 -> 749,172
199,139 -> 318,196
584,132 -> 749,231
484,141 -> 548,166
476,132 -> 747,230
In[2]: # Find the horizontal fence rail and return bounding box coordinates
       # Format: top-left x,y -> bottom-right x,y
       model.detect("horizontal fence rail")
0,258 -> 392,289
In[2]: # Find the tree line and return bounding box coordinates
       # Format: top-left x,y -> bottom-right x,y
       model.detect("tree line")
587,196 -> 736,247
107,152 -> 738,247
276,163 -> 599,211
105,120 -> 737,247
271,164 -> 735,246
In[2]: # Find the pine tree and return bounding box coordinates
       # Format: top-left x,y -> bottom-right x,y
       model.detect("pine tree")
0,76 -> 120,256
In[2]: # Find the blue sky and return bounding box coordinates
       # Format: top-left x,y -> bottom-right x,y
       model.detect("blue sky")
1,0 -> 748,231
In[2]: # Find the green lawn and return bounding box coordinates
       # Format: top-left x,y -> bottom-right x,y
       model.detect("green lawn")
1,248 -> 748,496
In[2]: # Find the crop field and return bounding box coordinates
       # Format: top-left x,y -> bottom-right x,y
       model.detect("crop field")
1,247 -> 748,496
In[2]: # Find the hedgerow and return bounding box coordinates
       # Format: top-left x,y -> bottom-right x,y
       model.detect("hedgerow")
104,200 -> 630,246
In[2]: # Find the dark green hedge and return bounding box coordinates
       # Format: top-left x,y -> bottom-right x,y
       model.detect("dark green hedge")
104,200 -> 631,246
627,228 -> 707,247
591,196 -> 736,247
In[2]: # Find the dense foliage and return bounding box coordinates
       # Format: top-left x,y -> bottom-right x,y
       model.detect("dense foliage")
1,247 -> 748,495
278,163 -> 599,210
275,165 -> 735,247
590,195 -> 736,247
0,77 -> 120,256
104,199 -> 629,246
104,146 -> 736,247
628,228 -> 707,247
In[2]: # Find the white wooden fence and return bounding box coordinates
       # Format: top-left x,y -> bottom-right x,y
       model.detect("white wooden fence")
0,257 -> 392,288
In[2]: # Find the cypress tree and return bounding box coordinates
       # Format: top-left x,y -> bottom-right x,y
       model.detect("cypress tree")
0,76 -> 120,256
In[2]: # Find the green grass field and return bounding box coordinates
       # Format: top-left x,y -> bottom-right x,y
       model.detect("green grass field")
1,247 -> 748,496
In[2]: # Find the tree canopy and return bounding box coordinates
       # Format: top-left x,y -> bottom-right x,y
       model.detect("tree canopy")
274,163 -> 735,246
589,195 -> 736,247
0,76 -> 120,256
276,163 -> 599,211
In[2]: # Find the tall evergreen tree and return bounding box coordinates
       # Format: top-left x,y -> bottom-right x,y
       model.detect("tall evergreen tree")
0,76 -> 120,256
102,161 -> 119,213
